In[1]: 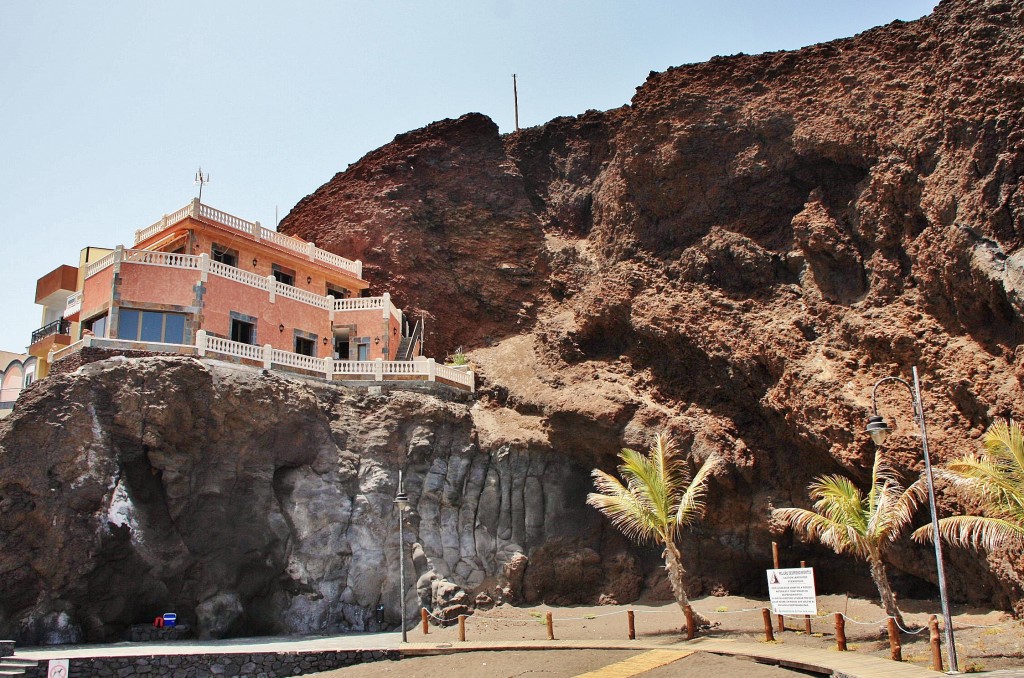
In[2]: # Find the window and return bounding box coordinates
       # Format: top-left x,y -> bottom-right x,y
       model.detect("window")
23,369 -> 34,388
272,264 -> 295,286
231,318 -> 256,345
294,336 -> 316,357
118,310 -> 187,344
212,244 -> 238,267
326,283 -> 351,299
84,313 -> 108,339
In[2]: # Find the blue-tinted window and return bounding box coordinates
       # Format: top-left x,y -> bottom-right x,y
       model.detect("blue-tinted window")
140,312 -> 164,342
164,314 -> 185,344
117,310 -> 140,339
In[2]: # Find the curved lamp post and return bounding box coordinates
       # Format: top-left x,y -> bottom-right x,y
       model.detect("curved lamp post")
867,366 -> 958,673
394,470 -> 409,643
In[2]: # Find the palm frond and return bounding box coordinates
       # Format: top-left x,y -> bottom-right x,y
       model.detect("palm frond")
912,515 -> 1024,551
984,419 -> 1024,473
618,447 -> 673,530
882,477 -> 928,541
587,469 -> 659,544
675,455 -> 717,527
773,507 -> 869,559
809,475 -> 868,535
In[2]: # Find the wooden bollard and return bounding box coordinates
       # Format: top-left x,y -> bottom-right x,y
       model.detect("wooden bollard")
421,608 -> 429,634
546,611 -> 554,640
835,613 -> 847,651
929,615 -> 943,672
627,610 -> 636,640
458,614 -> 466,642
684,605 -> 696,640
762,608 -> 775,642
887,617 -> 902,662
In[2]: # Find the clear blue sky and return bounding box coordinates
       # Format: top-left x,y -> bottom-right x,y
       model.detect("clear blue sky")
0,1 -> 937,353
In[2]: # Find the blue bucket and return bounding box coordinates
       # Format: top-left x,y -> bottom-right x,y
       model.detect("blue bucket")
162,613 -> 177,628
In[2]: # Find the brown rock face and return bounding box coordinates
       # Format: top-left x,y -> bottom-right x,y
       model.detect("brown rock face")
282,0 -> 1024,611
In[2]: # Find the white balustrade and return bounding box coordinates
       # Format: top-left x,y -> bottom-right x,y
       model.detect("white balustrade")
129,201 -> 364,277
205,335 -> 263,361
123,250 -> 199,269
273,282 -> 330,308
208,260 -> 271,290
435,364 -> 475,390
332,360 -> 381,375
271,349 -> 325,373
333,297 -> 385,312
85,251 -> 118,278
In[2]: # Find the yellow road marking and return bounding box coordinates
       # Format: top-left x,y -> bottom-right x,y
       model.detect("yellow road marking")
573,649 -> 694,678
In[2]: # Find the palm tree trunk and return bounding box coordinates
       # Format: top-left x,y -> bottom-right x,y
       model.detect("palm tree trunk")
663,541 -> 710,627
868,553 -> 905,629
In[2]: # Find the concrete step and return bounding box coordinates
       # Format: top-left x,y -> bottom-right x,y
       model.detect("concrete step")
0,671 -> 28,677
0,660 -> 37,668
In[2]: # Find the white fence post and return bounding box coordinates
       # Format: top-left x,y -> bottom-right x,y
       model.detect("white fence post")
199,253 -> 210,282
196,329 -> 207,356
307,241 -> 316,261
263,344 -> 273,369
382,292 -> 391,319
113,245 -> 125,274
253,221 -> 262,241
190,198 -> 200,218
427,358 -> 436,383
375,358 -> 384,381
323,356 -> 333,379
327,295 -> 335,323
267,275 -> 276,302
83,335 -> 94,348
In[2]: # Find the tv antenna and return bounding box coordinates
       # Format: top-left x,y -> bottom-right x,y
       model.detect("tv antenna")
194,167 -> 210,201
512,74 -> 520,132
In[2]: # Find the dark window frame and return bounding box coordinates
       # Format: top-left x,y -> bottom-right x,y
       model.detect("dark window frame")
272,263 -> 295,286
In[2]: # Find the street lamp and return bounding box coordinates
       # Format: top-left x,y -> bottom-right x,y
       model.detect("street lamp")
867,366 -> 958,673
394,470 -> 409,643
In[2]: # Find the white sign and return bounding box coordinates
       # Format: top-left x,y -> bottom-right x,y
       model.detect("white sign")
47,659 -> 69,678
767,567 -> 817,615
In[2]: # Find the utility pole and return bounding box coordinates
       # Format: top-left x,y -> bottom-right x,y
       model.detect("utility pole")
512,74 -> 520,132
195,167 -> 210,202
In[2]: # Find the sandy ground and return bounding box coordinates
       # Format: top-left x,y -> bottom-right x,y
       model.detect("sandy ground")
324,594 -> 1023,675
317,649 -> 807,678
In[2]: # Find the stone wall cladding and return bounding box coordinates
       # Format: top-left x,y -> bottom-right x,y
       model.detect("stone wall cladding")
20,649 -> 398,678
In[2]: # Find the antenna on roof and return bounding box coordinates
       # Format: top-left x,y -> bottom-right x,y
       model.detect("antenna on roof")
512,74 -> 520,132
194,167 -> 210,202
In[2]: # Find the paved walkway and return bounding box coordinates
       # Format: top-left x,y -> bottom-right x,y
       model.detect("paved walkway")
14,632 -> 400,660
400,638 -> 942,677
15,633 -> 988,677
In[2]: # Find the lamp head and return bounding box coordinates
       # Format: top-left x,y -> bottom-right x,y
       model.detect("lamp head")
394,491 -> 408,510
865,415 -> 891,446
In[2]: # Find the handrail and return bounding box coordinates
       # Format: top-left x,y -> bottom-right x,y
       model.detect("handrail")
397,319 -> 423,361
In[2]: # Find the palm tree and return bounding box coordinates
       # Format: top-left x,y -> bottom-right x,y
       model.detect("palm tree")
772,451 -> 926,628
587,432 -> 718,625
913,418 -> 1024,550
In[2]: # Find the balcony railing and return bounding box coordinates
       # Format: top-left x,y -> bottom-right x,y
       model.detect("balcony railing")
132,200 -> 363,279
31,318 -> 71,345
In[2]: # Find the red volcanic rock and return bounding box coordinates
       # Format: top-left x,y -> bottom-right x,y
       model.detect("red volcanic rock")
282,0 -> 1024,611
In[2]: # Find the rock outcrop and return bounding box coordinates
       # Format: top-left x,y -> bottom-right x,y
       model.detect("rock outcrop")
0,357 -> 626,643
281,0 -> 1024,613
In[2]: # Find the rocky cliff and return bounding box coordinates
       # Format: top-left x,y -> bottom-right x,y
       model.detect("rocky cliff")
0,357 -> 638,642
281,0 -> 1024,610
3,0 -> 1024,644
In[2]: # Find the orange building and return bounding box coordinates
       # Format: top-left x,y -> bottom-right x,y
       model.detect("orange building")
24,200 -> 472,389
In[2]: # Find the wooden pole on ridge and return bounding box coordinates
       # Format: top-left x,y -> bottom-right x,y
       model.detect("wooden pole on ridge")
513,74 -> 520,131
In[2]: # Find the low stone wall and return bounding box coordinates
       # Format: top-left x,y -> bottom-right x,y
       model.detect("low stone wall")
22,649 -> 397,678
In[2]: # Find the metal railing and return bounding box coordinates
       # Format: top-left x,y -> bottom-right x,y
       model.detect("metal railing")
31,318 -> 70,345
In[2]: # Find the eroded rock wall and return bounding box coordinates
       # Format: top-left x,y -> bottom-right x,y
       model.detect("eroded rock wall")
0,357 -> 627,643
